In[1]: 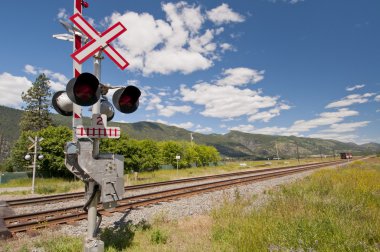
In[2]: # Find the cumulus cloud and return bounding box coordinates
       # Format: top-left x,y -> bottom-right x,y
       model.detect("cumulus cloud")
229,125 -> 290,136
308,133 -> 359,143
24,64 -> 37,75
0,72 -> 32,108
144,88 -> 192,117
23,65 -> 68,91
177,66 -> 289,122
158,105 -> 192,117
288,108 -> 359,134
375,95 -> 380,102
325,93 -> 376,108
269,0 -> 304,4
248,104 -> 290,122
180,82 -> 278,119
219,43 -> 234,52
320,121 -> 370,133
232,108 -> 360,137
346,84 -> 365,92
216,67 -> 265,86
195,124 -> 213,134
57,8 -> 68,20
104,2 -> 244,76
206,3 -> 245,25
149,119 -> 194,130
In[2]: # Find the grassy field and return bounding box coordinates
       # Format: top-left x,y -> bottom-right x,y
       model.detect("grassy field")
0,157 -> 336,195
2,157 -> 379,251
0,177 -> 83,195
127,157 -> 337,185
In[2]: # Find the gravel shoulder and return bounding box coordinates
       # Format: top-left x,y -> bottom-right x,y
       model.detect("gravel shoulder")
7,164 -> 344,238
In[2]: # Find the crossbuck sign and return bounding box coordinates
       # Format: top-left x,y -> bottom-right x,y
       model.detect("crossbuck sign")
70,13 -> 129,70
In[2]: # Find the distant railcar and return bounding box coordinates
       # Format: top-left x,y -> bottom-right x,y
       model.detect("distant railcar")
340,152 -> 353,159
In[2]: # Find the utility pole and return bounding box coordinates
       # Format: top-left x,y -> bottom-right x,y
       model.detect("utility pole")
176,155 -> 180,174
275,142 -> 280,160
25,136 -> 44,194
296,141 -> 300,164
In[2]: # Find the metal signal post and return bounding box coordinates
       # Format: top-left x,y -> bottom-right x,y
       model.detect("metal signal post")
25,136 -> 44,194
52,1 -> 141,251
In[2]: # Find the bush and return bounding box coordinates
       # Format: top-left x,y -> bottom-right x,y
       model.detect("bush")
150,229 -> 168,245
100,221 -> 135,251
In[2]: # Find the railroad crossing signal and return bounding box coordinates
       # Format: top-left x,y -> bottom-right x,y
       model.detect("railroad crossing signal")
76,114 -> 121,139
52,5 -> 137,251
28,136 -> 44,150
70,13 -> 129,70
52,72 -> 141,127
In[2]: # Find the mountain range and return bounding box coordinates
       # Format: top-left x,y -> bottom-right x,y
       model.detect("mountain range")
0,105 -> 379,163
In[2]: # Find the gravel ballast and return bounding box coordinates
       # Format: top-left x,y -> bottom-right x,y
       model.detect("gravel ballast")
6,164 -> 347,238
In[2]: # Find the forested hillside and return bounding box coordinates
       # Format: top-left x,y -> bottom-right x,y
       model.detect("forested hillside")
0,105 -> 379,163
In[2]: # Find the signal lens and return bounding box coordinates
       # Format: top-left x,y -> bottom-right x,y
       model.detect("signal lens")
112,86 -> 141,114
66,73 -> 100,106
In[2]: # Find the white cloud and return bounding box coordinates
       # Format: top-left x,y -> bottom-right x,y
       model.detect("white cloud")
180,82 -> 278,119
269,0 -> 304,4
288,108 -> 358,134
248,104 -> 290,122
216,67 -> 265,86
143,48 -> 212,75
346,84 -> 365,91
288,0 -> 304,3
149,119 -> 194,129
308,133 -> 358,143
105,2 -> 244,75
206,3 -> 245,25
143,89 -> 192,117
320,121 -> 370,133
23,65 -> 69,92
229,125 -> 291,136
220,43 -> 235,52
145,94 -> 162,111
325,93 -> 376,108
375,95 -> 380,102
175,121 -> 194,129
0,72 -> 32,108
57,8 -> 68,20
158,105 -> 192,117
24,64 -> 37,75
195,125 -> 213,134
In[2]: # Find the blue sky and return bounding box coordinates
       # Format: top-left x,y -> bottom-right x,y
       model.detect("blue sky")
0,0 -> 379,144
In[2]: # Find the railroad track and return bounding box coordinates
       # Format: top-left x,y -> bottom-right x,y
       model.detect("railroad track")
3,160 -> 348,234
6,160 -> 342,208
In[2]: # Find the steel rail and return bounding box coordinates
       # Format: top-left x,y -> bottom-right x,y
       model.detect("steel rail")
4,160 -> 346,234
6,160 -> 342,207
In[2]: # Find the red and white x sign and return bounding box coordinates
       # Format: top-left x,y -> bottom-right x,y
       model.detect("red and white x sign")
70,13 -> 129,70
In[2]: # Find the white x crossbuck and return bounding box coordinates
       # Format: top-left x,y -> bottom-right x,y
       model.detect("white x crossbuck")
70,13 -> 129,70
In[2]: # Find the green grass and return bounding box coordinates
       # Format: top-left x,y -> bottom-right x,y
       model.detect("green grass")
0,157 -> 336,196
212,158 -> 380,251
126,157 -> 336,185
4,158 -> 378,251
0,177 -> 83,194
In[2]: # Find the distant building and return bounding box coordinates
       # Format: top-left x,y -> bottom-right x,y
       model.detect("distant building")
340,152 -> 353,159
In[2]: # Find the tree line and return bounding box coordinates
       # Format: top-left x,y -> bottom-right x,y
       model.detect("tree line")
5,126 -> 220,177
2,73 -> 220,177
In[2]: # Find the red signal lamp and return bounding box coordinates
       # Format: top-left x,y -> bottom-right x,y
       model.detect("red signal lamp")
112,86 -> 141,114
66,73 -> 100,106
82,1 -> 89,8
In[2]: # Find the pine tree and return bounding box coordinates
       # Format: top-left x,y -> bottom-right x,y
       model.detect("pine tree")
19,74 -> 53,131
